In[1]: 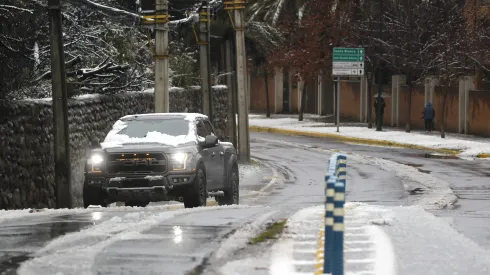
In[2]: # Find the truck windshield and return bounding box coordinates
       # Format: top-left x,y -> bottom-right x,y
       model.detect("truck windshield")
117,119 -> 190,138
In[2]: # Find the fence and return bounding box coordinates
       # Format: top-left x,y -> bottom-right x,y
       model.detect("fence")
315,153 -> 347,275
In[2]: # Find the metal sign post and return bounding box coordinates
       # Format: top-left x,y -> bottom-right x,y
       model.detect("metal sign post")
336,77 -> 340,133
332,48 -> 365,132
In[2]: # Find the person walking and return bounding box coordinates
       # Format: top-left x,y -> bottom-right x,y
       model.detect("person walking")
423,102 -> 435,133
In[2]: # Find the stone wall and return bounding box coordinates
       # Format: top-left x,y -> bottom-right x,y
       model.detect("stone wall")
0,86 -> 229,210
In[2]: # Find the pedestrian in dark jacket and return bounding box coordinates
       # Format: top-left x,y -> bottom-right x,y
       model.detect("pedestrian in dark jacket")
423,102 -> 435,133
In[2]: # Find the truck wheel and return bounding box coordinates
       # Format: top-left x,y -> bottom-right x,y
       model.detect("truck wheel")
183,167 -> 207,208
217,165 -> 239,206
83,186 -> 108,208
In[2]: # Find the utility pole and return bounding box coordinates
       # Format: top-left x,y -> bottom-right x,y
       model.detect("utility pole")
376,0 -> 384,131
225,39 -> 238,148
48,0 -> 72,209
225,0 -> 249,162
199,1 -> 213,120
154,0 -> 169,113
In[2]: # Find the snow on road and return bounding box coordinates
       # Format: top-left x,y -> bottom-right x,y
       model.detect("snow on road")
17,205 -> 255,275
251,136 -> 457,211
248,114 -> 490,158
350,153 -> 458,210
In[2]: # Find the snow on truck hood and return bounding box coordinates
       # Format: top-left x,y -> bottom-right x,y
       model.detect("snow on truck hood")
100,115 -> 199,149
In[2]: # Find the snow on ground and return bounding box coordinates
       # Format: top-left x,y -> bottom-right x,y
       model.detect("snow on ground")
379,205 -> 490,274
248,114 -> 490,158
17,205 -> 254,275
0,204 -> 234,224
268,203 -> 397,275
270,203 -> 490,275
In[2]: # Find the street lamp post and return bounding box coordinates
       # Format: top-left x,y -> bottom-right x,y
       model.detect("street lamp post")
376,0 -> 383,131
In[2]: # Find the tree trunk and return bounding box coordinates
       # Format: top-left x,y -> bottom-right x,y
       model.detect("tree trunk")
299,80 -> 307,121
405,84 -> 412,133
264,72 -> 271,118
367,74 -> 373,128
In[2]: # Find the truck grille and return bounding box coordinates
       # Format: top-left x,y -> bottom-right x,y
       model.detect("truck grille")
107,153 -> 167,174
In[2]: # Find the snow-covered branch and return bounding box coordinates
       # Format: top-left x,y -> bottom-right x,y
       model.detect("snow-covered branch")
0,5 -> 34,14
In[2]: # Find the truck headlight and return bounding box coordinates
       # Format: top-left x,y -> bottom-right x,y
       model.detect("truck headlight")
89,154 -> 104,173
170,153 -> 188,171
91,155 -> 104,165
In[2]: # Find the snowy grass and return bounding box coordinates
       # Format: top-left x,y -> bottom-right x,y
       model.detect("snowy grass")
250,219 -> 287,244
215,210 -> 279,259
249,114 -> 490,158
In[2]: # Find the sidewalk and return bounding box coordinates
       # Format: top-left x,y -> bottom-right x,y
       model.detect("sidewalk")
248,114 -> 490,158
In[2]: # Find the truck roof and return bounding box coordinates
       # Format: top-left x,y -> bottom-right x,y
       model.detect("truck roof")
120,113 -> 208,121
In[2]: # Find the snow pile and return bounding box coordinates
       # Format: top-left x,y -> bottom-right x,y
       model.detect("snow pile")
248,115 -> 490,158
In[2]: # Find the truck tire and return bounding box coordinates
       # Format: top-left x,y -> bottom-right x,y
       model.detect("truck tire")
183,167 -> 207,208
217,164 -> 239,206
83,185 -> 108,208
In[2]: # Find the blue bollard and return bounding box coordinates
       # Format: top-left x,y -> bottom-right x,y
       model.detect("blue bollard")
324,175 -> 337,274
332,180 -> 346,275
336,155 -> 347,187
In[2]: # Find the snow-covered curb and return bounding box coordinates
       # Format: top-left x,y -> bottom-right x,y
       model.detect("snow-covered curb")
248,115 -> 490,158
251,138 -> 457,210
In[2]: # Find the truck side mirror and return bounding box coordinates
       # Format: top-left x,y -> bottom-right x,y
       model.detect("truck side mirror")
201,135 -> 218,149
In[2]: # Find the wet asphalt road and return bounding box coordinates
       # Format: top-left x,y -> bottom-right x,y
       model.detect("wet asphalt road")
251,132 -> 490,250
0,131 -> 488,274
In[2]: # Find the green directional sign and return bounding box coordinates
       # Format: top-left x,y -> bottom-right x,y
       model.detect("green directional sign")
332,47 -> 365,76
333,48 -> 365,62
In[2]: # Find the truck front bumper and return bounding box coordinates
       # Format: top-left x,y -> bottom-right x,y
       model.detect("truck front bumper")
85,173 -> 196,202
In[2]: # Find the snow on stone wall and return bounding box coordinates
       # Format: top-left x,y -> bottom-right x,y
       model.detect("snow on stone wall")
0,86 -> 229,210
